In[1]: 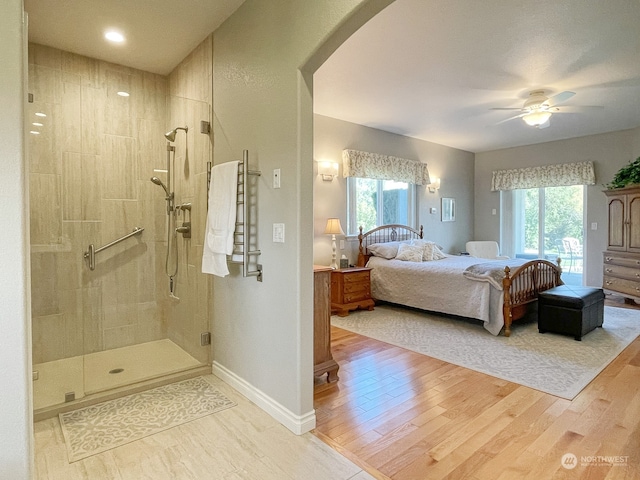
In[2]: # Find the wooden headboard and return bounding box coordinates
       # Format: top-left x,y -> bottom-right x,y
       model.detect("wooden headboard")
357,224 -> 424,266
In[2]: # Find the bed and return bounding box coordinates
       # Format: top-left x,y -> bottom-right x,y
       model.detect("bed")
356,224 -> 563,336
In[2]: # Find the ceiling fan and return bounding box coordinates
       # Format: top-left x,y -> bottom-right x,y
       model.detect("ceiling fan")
492,90 -> 602,129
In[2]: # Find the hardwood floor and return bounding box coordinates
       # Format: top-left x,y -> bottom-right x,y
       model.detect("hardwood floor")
313,296 -> 640,479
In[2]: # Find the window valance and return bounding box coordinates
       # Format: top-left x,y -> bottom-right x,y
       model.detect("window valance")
491,161 -> 596,191
342,149 -> 430,185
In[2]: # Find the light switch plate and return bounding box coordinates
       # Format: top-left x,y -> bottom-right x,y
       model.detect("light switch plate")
273,169 -> 281,189
273,223 -> 285,242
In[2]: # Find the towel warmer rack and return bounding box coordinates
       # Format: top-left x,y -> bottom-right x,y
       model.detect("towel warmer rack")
84,227 -> 144,271
228,150 -> 262,281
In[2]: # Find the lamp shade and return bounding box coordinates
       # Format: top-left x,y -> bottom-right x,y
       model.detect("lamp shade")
324,218 -> 345,235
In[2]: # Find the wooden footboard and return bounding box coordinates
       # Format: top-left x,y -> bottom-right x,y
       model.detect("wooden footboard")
502,259 -> 563,336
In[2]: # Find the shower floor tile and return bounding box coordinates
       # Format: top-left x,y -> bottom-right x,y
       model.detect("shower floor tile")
33,339 -> 202,410
33,356 -> 85,410
84,339 -> 201,394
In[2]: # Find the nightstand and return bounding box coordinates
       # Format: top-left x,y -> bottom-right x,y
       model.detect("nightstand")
314,265 -> 339,383
331,267 -> 375,317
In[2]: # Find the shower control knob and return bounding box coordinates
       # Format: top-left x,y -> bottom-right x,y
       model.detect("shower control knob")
176,222 -> 191,239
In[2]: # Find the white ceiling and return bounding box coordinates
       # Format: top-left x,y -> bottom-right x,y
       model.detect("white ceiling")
24,0 -> 640,154
314,0 -> 640,153
24,0 -> 245,75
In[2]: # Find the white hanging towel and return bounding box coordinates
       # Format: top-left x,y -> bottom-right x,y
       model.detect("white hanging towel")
202,160 -> 239,276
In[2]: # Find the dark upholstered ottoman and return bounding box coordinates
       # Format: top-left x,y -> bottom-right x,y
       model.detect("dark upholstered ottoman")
538,286 -> 605,341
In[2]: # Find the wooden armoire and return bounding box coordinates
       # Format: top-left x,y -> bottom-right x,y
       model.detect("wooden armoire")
603,185 -> 640,302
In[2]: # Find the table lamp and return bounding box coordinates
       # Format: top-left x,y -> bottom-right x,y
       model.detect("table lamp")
324,218 -> 345,269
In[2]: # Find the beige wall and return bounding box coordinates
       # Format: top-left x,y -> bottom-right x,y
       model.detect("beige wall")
212,0 -> 392,430
474,127 -> 640,287
313,114 -> 475,265
0,1 -> 33,477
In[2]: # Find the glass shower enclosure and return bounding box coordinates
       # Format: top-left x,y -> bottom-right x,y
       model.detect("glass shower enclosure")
28,43 -> 211,417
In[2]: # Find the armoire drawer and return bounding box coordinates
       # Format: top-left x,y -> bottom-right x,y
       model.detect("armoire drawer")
603,275 -> 640,297
603,264 -> 640,281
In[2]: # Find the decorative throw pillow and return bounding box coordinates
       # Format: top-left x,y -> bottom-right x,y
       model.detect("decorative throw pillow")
395,243 -> 424,262
368,241 -> 408,259
431,244 -> 447,260
412,239 -> 447,261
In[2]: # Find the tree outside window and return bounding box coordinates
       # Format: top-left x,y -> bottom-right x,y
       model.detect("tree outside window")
346,177 -> 415,235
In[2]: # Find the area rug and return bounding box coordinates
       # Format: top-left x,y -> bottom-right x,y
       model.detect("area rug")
59,377 -> 236,462
332,305 -> 640,400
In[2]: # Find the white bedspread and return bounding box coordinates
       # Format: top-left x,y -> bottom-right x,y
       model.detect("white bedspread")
462,259 -> 527,290
366,255 -> 514,335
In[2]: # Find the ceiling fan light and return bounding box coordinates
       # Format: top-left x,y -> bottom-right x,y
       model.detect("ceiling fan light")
523,110 -> 552,126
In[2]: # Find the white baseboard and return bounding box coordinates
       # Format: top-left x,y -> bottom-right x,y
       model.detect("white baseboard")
212,361 -> 316,435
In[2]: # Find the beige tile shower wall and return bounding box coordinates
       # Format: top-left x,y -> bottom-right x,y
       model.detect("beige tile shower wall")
29,44 -> 169,364
166,35 -> 213,365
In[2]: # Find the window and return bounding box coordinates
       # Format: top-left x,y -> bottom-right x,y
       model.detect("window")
346,177 -> 416,235
508,185 -> 584,284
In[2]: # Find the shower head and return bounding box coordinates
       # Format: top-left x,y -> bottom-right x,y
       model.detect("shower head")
164,126 -> 188,142
150,176 -> 170,196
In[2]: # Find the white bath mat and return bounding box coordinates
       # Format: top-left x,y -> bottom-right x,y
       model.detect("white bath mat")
59,376 -> 236,462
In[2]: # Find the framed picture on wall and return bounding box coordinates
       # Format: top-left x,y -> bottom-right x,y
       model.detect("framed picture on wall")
442,197 -> 455,222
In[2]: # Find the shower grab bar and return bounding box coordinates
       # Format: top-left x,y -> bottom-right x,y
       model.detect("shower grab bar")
84,227 -> 144,270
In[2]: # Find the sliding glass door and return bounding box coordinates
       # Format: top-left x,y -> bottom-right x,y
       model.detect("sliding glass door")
513,185 -> 584,285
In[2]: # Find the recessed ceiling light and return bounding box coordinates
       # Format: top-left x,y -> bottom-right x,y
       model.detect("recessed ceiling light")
117,91 -> 130,97
35,112 -> 46,117
105,30 -> 125,43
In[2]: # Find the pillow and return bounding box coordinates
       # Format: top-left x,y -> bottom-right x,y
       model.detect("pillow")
368,241 -> 408,259
422,242 -> 447,261
431,244 -> 447,260
395,243 -> 424,262
411,239 -> 447,261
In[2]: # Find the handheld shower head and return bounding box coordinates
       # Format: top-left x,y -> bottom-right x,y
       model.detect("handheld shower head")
164,126 -> 188,142
150,176 -> 170,196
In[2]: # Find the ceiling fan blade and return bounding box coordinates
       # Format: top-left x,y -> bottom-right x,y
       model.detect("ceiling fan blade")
495,113 -> 526,125
490,107 -> 522,111
546,91 -> 575,107
555,105 -> 605,113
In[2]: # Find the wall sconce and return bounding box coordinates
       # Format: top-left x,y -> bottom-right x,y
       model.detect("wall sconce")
317,161 -> 339,181
427,177 -> 441,193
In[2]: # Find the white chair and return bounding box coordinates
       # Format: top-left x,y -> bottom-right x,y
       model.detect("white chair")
465,241 -> 509,260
